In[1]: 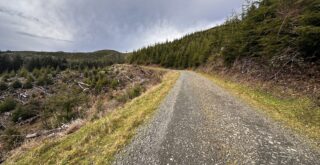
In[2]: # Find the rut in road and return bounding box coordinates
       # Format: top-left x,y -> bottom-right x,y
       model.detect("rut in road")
114,71 -> 320,165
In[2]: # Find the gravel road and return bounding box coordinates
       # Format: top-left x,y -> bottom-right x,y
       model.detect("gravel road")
114,71 -> 320,165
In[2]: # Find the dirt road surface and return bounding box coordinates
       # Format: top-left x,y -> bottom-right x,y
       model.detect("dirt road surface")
114,71 -> 320,165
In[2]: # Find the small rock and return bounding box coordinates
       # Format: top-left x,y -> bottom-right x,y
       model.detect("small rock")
4,112 -> 12,116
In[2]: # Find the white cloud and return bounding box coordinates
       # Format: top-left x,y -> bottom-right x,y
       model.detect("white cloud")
0,0 -> 245,52
132,19 -> 225,50
0,0 -> 73,42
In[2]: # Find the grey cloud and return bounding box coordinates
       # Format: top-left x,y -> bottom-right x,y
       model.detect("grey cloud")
0,0 -> 246,52
16,31 -> 73,42
0,7 -> 41,24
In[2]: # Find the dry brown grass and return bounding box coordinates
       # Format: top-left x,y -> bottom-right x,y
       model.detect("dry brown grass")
5,71 -> 179,165
64,119 -> 85,135
202,72 -> 320,148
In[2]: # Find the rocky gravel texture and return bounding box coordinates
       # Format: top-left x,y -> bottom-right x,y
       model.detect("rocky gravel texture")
114,71 -> 320,165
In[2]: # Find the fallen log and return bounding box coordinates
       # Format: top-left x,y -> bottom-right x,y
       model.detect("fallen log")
18,115 -> 39,126
26,133 -> 38,139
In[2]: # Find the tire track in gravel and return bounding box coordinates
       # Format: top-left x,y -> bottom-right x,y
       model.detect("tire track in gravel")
114,71 -> 320,165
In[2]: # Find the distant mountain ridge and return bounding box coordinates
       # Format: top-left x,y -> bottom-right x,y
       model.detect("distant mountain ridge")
0,49 -> 125,73
0,49 -> 123,58
0,49 -> 125,63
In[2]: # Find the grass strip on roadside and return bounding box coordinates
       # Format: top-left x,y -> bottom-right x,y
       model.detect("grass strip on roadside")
201,72 -> 320,147
5,71 -> 180,165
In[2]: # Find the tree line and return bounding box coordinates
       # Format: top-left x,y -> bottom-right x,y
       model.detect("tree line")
0,50 -> 125,74
0,55 -> 67,74
128,0 -> 320,68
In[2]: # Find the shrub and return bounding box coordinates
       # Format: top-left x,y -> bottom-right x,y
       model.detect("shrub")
0,128 -> 24,151
110,79 -> 119,89
9,70 -> 15,77
22,81 -> 33,89
32,68 -> 41,78
115,93 -> 128,103
43,88 -> 88,128
84,67 -> 89,78
12,105 -> 37,122
36,74 -> 53,86
0,81 -> 8,91
11,80 -> 22,89
1,72 -> 9,82
127,85 -> 143,99
18,68 -> 29,78
27,75 -> 34,82
95,77 -> 108,92
36,77 -> 45,86
115,85 -> 144,103
51,70 -> 57,77
0,98 -> 16,113
55,66 -> 61,73
92,68 -> 98,75
96,98 -> 105,113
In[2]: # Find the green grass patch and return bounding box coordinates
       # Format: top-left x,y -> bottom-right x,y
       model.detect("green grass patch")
0,98 -> 16,113
5,71 -> 180,165
201,73 -> 320,147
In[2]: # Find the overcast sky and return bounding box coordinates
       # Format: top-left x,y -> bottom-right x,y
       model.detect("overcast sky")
0,0 -> 245,52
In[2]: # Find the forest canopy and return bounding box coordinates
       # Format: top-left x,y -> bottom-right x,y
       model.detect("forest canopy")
128,0 -> 320,68
0,50 -> 124,74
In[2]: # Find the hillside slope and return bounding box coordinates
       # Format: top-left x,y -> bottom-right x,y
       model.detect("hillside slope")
129,0 -> 319,68
4,71 -> 179,164
128,0 -> 320,88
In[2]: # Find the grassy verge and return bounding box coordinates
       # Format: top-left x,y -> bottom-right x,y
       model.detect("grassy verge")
201,73 -> 320,147
5,71 -> 180,165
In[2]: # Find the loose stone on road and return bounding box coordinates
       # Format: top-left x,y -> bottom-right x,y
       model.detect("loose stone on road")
114,71 -> 320,165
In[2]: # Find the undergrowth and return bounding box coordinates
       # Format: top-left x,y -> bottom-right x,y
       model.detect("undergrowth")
5,71 -> 179,165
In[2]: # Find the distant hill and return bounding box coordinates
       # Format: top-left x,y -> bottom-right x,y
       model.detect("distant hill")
0,49 -> 124,63
0,50 -> 125,73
